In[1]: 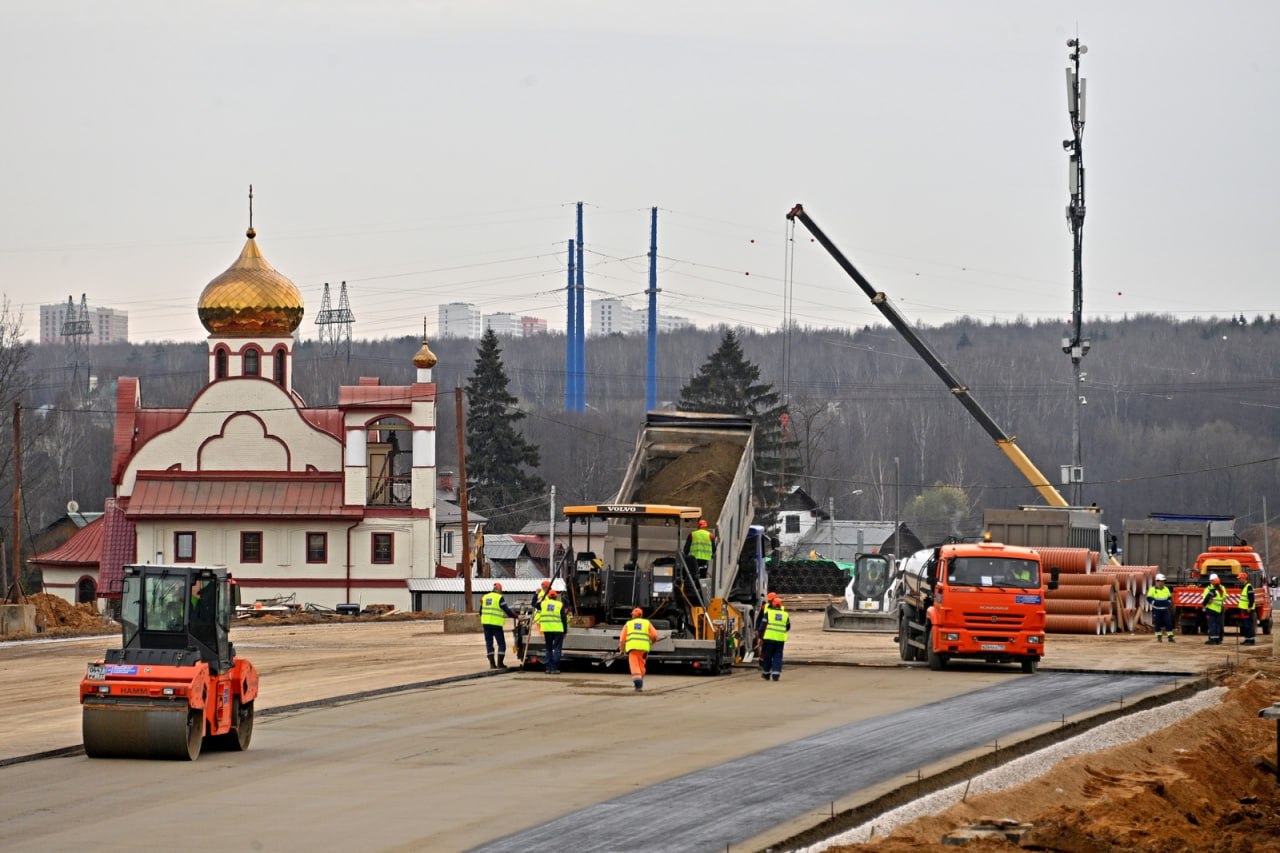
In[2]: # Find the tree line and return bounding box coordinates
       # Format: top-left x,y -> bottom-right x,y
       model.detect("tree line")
4,310 -> 1280,586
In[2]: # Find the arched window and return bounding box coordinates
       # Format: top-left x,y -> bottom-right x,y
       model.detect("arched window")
273,348 -> 286,386
215,348 -> 228,379
243,348 -> 260,377
77,576 -> 97,604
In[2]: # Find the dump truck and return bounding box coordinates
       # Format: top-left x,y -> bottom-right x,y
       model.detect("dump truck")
896,539 -> 1056,673
80,564 -> 258,760
518,411 -> 766,673
1171,545 -> 1273,636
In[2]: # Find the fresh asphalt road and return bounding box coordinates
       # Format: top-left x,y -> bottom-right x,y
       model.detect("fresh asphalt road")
0,666 -> 1174,853
474,671 -> 1171,853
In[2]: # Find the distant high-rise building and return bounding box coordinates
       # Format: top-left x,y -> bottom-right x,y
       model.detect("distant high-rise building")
521,316 -> 548,336
590,298 -> 690,336
438,303 -> 482,338
39,300 -> 129,345
483,312 -> 523,337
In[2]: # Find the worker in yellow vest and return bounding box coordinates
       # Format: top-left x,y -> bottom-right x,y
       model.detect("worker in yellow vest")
480,582 -> 518,669
619,607 -> 659,692
1202,574 -> 1226,645
1236,571 -> 1257,646
756,596 -> 791,681
537,589 -> 568,673
1146,574 -> 1175,643
685,519 -> 716,579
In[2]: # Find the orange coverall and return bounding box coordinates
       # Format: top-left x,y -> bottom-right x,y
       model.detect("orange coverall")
619,619 -> 659,680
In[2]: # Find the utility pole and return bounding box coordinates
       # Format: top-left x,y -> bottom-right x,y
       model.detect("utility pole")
828,496 -> 835,557
574,203 -> 586,412
549,484 -> 557,582
565,239 -> 576,411
9,404 -> 21,601
646,206 -> 659,411
455,388 -> 473,613
893,456 -> 901,560
1062,37 -> 1091,506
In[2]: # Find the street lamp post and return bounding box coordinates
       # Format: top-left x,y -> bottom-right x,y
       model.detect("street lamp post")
893,457 -> 901,559
829,489 -> 863,559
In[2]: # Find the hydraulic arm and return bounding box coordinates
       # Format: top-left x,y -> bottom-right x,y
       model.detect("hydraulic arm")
787,204 -> 1068,508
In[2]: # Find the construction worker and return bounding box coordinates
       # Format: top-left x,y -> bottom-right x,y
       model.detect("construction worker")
536,589 -> 568,673
1147,573 -> 1175,643
756,595 -> 790,681
1236,571 -> 1257,645
480,582 -> 518,669
685,519 -> 716,579
532,579 -> 552,607
619,607 -> 658,691
1202,573 -> 1226,645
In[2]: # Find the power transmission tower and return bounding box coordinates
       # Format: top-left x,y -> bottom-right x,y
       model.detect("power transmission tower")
1061,37 -> 1091,507
60,294 -> 93,399
314,281 -> 355,361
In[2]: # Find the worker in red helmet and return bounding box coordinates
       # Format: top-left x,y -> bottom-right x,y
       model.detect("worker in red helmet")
684,518 -> 716,580
536,588 -> 568,673
1236,571 -> 1257,645
619,607 -> 658,691
1202,573 -> 1226,645
480,581 -> 518,669
756,595 -> 791,681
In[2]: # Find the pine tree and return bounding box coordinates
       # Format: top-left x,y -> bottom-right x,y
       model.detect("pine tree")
677,330 -> 796,529
464,330 -> 546,533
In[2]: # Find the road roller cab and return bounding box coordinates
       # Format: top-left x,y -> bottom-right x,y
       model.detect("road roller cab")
80,565 -> 259,760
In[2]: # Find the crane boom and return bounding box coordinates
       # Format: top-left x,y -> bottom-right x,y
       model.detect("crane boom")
787,204 -> 1069,508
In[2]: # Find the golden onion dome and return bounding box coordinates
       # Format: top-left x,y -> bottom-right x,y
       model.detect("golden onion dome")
197,228 -> 304,336
412,336 -> 438,369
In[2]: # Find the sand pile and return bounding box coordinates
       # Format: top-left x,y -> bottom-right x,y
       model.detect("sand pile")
633,439 -> 744,522
16,593 -> 116,638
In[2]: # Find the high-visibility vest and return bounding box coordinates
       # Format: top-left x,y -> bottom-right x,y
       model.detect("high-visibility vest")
624,619 -> 653,652
762,605 -> 789,642
538,599 -> 565,633
690,528 -> 714,561
480,591 -> 507,626
1203,585 -> 1225,614
1238,583 -> 1254,612
1148,586 -> 1172,611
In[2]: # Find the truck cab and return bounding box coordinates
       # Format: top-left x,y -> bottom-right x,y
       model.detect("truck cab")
897,540 -> 1054,673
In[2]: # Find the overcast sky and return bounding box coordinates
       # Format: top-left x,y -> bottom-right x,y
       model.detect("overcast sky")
2,1 -> 1276,344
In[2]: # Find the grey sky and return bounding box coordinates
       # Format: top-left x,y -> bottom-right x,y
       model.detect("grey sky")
2,1 -> 1276,343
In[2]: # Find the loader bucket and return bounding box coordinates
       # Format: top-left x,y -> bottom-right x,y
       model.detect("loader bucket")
822,601 -> 897,633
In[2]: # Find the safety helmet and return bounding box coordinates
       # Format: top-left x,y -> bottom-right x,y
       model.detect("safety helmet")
547,589 -> 558,598
541,580 -> 551,589
493,582 -> 503,591
1154,573 -> 1165,582
1237,572 -> 1249,580
631,607 -> 643,618
772,596 -> 784,606
1209,573 -> 1220,582
698,519 -> 708,528
766,592 -> 777,602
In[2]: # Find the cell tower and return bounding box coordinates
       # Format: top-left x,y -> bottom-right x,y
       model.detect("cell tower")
60,294 -> 93,398
1061,37 -> 1091,506
314,281 -> 355,361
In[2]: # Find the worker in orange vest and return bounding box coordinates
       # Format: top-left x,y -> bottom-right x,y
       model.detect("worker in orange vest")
619,607 -> 658,691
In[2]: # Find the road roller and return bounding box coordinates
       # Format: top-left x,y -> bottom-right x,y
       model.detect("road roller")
80,564 -> 259,760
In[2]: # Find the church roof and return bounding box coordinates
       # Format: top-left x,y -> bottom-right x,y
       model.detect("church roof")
127,472 -> 361,519
197,229 -> 304,337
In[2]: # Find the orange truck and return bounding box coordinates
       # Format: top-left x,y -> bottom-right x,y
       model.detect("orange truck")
896,539 -> 1056,673
1171,546 -> 1272,637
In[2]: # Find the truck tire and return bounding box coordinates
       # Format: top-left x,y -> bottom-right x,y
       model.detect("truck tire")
898,614 -> 912,662
1263,617 -> 1273,636
925,626 -> 946,671
1180,617 -> 1199,636
1020,658 -> 1039,674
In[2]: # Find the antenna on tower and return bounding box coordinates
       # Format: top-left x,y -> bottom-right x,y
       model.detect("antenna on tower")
314,281 -> 355,362
1061,36 -> 1091,506
247,183 -> 255,237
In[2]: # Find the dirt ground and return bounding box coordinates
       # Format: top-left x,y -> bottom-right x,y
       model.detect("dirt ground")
828,660 -> 1280,853
5,608 -> 1279,850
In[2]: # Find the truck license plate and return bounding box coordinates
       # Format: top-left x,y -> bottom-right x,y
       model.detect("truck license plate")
980,643 -> 1005,651
858,601 -> 880,611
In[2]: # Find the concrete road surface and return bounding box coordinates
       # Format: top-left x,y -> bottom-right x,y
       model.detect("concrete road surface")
0,664 -> 1174,853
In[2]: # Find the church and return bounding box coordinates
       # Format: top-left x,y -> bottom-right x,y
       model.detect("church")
38,215 -> 440,612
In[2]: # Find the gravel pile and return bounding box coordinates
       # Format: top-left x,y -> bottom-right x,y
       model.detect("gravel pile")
800,686 -> 1227,851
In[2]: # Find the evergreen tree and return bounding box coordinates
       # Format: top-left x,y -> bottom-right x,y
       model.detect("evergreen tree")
464,330 -> 546,533
677,330 -> 796,529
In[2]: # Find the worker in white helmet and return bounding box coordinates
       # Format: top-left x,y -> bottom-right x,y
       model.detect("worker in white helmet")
1148,573 -> 1174,643
1202,573 -> 1226,645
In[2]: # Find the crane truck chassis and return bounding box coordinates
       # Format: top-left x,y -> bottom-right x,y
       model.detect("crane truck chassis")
80,564 -> 259,760
896,540 -> 1056,673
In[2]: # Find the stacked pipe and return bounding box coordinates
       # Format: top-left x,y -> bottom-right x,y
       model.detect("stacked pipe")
1098,565 -> 1159,632
1040,548 -> 1115,634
